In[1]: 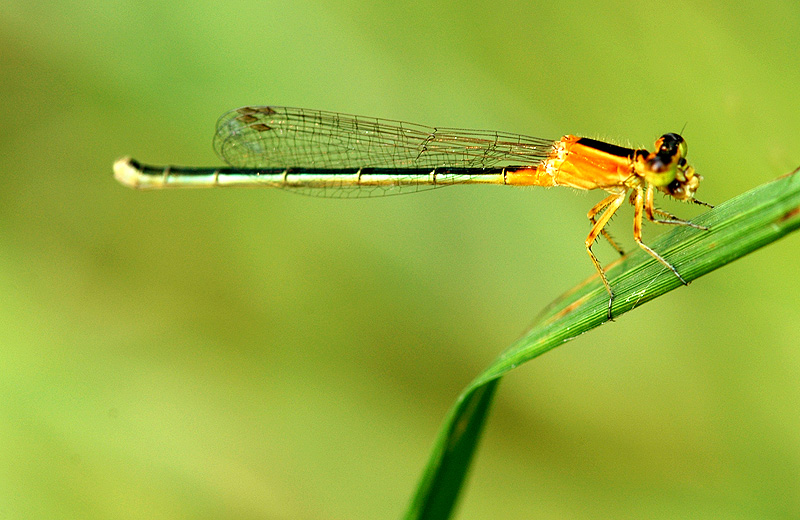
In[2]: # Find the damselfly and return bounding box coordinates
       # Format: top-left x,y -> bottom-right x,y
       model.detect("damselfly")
114,106 -> 712,318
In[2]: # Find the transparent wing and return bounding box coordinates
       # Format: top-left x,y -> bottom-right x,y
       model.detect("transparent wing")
213,106 -> 555,169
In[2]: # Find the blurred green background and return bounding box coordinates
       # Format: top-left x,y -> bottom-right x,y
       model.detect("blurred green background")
2,0 -> 800,518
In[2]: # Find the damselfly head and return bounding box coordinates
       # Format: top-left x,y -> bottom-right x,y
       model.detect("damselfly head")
642,133 -> 702,201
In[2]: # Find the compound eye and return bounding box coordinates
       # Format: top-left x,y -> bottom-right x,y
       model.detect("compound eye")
678,139 -> 688,159
657,133 -> 682,154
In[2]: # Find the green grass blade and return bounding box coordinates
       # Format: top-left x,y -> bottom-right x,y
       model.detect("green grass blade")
404,168 -> 800,520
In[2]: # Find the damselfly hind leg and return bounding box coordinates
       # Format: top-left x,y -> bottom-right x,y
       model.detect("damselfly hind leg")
587,195 -> 626,255
585,191 -> 627,320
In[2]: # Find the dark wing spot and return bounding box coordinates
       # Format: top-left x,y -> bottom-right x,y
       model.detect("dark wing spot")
236,106 -> 277,116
